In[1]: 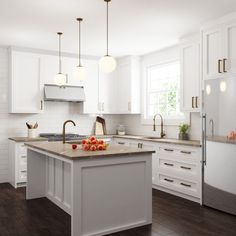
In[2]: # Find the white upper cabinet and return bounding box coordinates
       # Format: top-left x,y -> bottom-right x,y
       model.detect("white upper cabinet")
82,59 -> 100,114
202,13 -> 236,80
9,49 -> 44,113
116,56 -> 141,114
180,40 -> 200,112
98,70 -> 118,114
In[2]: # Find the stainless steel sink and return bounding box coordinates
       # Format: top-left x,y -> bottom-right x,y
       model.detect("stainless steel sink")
143,136 -> 163,140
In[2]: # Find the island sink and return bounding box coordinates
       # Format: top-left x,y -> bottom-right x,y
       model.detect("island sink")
25,141 -> 154,236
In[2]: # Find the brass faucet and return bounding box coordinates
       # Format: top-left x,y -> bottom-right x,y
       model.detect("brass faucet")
62,120 -> 76,143
153,114 -> 165,138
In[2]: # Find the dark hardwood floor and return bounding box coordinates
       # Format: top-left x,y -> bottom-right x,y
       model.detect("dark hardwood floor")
0,183 -> 235,236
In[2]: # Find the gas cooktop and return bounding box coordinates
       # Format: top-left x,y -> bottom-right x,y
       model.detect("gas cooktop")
40,133 -> 87,142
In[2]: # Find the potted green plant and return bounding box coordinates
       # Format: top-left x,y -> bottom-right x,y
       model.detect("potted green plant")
178,123 -> 190,140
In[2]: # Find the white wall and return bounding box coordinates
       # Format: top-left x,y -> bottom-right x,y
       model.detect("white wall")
0,47 -> 121,183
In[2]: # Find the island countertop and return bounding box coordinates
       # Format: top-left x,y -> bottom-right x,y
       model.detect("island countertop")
25,141 -> 155,160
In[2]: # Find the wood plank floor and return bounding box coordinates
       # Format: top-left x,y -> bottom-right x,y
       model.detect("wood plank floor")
0,183 -> 235,236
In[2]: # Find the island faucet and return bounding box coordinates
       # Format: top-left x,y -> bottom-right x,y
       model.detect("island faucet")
153,113 -> 166,138
63,120 -> 76,143
209,119 -> 214,137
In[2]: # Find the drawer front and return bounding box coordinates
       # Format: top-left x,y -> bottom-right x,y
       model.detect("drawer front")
158,146 -> 200,162
18,170 -> 27,182
159,174 -> 199,197
18,143 -> 27,155
19,155 -> 27,170
159,159 -> 198,177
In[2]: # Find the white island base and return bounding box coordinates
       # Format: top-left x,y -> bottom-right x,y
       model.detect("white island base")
26,145 -> 152,236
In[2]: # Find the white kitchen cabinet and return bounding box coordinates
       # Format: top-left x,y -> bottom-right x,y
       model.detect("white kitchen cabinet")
83,59 -> 100,114
98,70 -> 118,114
9,140 -> 28,188
201,13 -> 236,79
9,49 -> 44,113
180,42 -> 200,112
116,56 -> 141,114
113,137 -> 202,203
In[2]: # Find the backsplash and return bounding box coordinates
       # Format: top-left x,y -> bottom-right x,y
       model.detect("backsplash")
120,113 -> 201,140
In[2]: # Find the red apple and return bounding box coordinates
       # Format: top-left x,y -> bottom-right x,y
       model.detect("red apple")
90,136 -> 96,142
91,140 -> 97,145
72,144 -> 77,150
90,145 -> 97,151
82,139 -> 87,145
97,144 -> 104,151
83,144 -> 90,151
98,140 -> 104,145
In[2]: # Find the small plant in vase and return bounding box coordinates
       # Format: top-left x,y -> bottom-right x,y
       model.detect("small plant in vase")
179,123 -> 190,140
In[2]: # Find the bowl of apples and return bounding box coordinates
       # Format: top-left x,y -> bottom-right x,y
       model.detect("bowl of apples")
81,136 -> 109,151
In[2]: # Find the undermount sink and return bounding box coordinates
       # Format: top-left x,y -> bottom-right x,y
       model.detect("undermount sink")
143,136 -> 163,140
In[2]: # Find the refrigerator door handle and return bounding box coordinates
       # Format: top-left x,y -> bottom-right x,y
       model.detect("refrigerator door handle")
202,114 -> 207,165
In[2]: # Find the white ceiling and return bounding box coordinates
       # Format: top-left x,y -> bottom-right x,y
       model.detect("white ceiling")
1,0 -> 236,57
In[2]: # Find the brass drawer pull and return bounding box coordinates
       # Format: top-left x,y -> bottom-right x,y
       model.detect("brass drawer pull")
164,163 -> 174,167
192,97 -> 194,108
164,178 -> 174,183
164,148 -> 174,152
180,183 -> 191,187
218,59 -> 222,73
195,97 -> 198,108
180,166 -> 191,170
180,151 -> 191,154
223,58 -> 227,73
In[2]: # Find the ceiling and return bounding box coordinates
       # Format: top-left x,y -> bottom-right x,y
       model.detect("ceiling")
1,0 -> 236,57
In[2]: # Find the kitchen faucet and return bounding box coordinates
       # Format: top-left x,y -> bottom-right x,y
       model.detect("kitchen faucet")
62,120 -> 76,143
209,119 -> 214,137
153,113 -> 166,138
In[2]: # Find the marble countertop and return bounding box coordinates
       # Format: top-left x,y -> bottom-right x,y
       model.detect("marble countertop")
25,141 -> 155,160
113,135 -> 201,147
9,137 -> 48,142
207,136 -> 236,145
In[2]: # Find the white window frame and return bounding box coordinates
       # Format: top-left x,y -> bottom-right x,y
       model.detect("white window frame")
141,60 -> 189,126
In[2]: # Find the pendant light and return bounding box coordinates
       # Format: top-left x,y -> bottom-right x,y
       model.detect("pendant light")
99,0 -> 116,73
74,18 -> 86,80
54,32 -> 67,86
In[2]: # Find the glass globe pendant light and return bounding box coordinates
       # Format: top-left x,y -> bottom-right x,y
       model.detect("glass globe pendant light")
99,0 -> 116,73
54,32 -> 67,86
74,18 -> 86,80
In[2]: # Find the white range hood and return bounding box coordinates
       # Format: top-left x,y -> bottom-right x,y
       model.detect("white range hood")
44,84 -> 85,102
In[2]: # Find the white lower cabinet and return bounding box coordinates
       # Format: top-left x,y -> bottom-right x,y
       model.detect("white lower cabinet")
9,140 -> 28,188
113,137 -> 202,202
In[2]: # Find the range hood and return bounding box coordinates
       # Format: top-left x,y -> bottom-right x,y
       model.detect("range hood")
44,84 -> 85,102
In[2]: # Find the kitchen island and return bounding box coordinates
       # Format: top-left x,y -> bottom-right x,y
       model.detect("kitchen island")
25,141 -> 154,236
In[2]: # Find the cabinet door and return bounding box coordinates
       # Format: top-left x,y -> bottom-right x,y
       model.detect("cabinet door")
202,27 -> 223,79
224,20 -> 236,75
99,70 -> 118,114
117,62 -> 131,113
83,60 -> 100,114
180,43 -> 200,112
40,54 -> 58,85
10,51 -> 43,113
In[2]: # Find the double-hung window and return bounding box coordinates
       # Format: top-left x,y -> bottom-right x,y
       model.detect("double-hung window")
143,60 -> 185,124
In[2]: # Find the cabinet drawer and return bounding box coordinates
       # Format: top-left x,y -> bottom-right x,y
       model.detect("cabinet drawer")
159,159 -> 197,176
18,144 -> 27,155
19,155 -> 27,170
18,170 -> 27,182
159,174 -> 199,197
159,146 -> 199,160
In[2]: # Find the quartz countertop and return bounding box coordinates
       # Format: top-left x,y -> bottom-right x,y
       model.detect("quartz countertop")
113,135 -> 201,147
9,137 -> 48,142
25,141 -> 155,160
207,136 -> 236,145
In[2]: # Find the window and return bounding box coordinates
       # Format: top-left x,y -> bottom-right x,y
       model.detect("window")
144,60 -> 184,121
